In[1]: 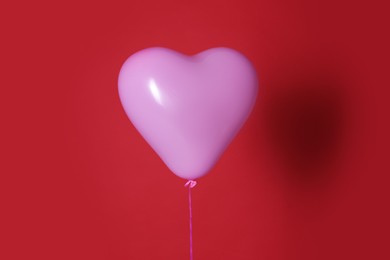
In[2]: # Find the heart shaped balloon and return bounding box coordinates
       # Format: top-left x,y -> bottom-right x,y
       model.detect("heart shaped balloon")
118,47 -> 258,180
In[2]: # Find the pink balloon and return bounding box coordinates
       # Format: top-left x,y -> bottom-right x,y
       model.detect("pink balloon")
118,47 -> 258,180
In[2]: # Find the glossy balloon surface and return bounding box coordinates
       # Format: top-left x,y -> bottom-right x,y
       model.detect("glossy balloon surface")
118,47 -> 258,180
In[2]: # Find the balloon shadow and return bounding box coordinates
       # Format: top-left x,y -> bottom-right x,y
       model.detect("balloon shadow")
261,64 -> 346,188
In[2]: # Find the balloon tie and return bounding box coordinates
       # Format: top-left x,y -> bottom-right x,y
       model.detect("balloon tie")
185,180 -> 197,260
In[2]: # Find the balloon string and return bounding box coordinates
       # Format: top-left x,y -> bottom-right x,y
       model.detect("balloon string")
185,180 -> 197,260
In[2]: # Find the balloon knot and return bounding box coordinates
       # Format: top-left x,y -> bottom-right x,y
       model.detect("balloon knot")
185,180 -> 197,188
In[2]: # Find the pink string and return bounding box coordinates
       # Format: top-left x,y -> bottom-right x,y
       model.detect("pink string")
185,180 -> 197,260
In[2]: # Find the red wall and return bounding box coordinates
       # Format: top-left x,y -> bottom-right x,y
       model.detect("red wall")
1,0 -> 389,259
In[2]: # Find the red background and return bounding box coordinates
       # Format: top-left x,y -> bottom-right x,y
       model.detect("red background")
1,0 -> 389,259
